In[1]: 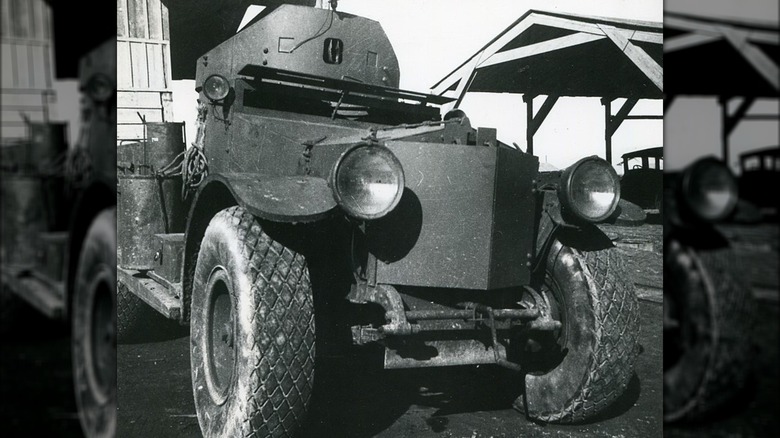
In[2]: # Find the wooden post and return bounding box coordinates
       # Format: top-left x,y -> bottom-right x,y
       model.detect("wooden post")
523,94 -> 558,156
720,97 -> 730,165
720,96 -> 756,166
525,95 -> 534,155
603,98 -> 613,164
603,97 -> 640,165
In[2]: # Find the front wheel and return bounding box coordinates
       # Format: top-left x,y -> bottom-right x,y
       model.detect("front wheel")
519,241 -> 640,423
663,240 -> 755,421
72,208 -> 117,438
190,206 -> 315,438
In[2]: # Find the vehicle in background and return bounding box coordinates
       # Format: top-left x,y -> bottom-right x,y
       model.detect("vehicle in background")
739,146 -> 779,218
620,146 -> 663,211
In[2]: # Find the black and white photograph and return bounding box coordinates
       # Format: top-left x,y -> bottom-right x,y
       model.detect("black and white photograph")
0,0 -> 116,437
663,0 -> 779,436
114,1 -> 664,437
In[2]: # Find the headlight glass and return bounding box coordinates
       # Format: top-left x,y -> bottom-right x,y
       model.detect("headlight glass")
86,74 -> 114,102
559,156 -> 620,222
333,145 -> 405,220
682,158 -> 737,221
203,74 -> 230,101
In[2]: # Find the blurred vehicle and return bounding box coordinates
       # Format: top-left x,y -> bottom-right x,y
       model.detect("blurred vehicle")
116,3 -> 640,437
739,146 -> 779,217
620,146 -> 663,210
0,39 -> 117,438
663,157 -> 755,422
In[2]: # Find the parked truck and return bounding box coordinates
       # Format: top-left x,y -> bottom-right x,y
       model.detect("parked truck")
117,5 -> 640,436
0,39 -> 117,438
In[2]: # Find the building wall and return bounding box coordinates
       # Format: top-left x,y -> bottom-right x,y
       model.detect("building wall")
0,0 -> 55,142
117,0 -> 174,142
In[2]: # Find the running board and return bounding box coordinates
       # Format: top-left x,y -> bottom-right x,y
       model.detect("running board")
118,267 -> 182,320
1,266 -> 65,319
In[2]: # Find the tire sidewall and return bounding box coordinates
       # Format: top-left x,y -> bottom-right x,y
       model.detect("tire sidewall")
72,208 -> 117,438
191,212 -> 254,437
663,239 -> 753,422
524,242 -> 599,416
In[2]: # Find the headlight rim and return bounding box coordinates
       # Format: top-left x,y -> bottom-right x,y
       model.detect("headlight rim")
558,155 -> 621,223
203,74 -> 231,102
85,73 -> 115,103
680,157 -> 738,222
331,143 -> 405,221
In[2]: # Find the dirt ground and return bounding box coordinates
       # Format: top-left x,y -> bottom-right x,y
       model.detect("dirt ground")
0,311 -> 83,437
115,299 -> 662,438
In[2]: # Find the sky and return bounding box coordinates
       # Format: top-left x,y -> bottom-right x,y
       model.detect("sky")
666,98 -> 778,173
666,0 -> 778,25
664,0 -> 779,173
171,0 -> 665,172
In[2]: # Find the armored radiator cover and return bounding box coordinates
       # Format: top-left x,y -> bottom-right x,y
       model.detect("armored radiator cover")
366,142 -> 538,290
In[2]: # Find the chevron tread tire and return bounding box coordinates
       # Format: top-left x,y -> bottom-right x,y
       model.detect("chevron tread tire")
520,241 -> 640,423
190,206 -> 315,438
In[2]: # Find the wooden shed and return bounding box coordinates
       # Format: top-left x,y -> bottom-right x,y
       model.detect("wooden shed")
117,0 -> 174,142
0,0 -> 55,141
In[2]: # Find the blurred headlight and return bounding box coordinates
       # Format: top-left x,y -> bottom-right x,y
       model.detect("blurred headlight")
681,157 -> 737,222
333,145 -> 405,220
86,74 -> 114,102
203,74 -> 230,101
559,156 -> 621,222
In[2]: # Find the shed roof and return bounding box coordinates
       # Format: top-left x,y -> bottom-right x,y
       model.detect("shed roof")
431,9 -> 663,100
664,11 -> 779,96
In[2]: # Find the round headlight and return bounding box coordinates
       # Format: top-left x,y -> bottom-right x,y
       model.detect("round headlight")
203,74 -> 230,101
85,73 -> 114,102
333,145 -> 405,220
681,158 -> 737,221
559,156 -> 621,222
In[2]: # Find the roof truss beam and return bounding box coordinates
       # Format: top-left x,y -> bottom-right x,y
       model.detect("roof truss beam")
719,26 -> 779,90
599,24 -> 663,91
479,32 -> 604,68
431,12 -> 663,99
664,33 -> 722,52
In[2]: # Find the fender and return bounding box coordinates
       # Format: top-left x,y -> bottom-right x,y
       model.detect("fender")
535,190 -> 616,265
180,174 -> 337,323
209,172 -> 337,223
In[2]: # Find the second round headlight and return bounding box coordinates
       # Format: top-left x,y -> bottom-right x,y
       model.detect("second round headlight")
333,145 -> 405,220
559,156 -> 621,222
681,157 -> 738,222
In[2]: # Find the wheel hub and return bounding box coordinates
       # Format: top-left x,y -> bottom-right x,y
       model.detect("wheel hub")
204,267 -> 236,405
85,270 -> 116,405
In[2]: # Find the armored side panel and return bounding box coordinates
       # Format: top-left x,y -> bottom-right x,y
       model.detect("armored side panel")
368,143 -> 538,290
211,96 -> 368,176
195,5 -> 399,89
